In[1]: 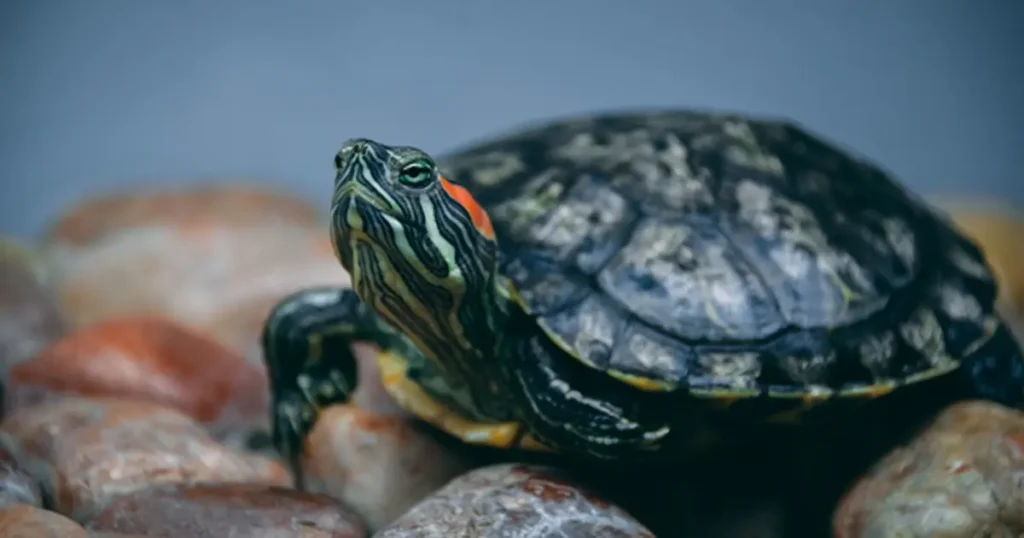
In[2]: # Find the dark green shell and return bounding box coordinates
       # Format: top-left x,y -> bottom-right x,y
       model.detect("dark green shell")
437,110 -> 1000,401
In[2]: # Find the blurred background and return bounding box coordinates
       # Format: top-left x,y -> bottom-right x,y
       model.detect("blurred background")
1,1 -> 1021,238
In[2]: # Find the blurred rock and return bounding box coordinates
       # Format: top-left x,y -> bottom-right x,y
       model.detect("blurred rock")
301,404 -> 470,531
374,463 -> 653,538
0,504 -> 88,538
42,186 -> 350,365
833,400 -> 1024,538
88,483 -> 364,538
0,239 -> 68,377
0,396 -> 290,523
6,316 -> 267,435
0,431 -> 42,509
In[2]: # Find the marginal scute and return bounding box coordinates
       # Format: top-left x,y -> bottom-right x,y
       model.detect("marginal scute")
690,349 -> 763,391
537,293 -> 626,370
608,323 -> 690,387
899,307 -> 954,371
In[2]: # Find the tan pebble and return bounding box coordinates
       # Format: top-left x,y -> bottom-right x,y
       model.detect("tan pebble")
302,404 -> 469,532
834,400 -> 1024,538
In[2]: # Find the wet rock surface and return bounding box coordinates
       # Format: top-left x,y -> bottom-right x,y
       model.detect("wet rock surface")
301,404 -> 471,532
0,396 -> 290,522
88,483 -> 365,537
0,504 -> 89,537
374,463 -> 655,538
833,400 -> 1024,538
6,315 -> 268,433
42,186 -> 349,365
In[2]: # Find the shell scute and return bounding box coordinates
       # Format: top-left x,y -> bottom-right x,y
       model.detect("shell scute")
437,110 -> 1006,400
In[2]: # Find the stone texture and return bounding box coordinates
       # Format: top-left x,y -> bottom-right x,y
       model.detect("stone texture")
0,431 -> 42,509
301,404 -> 469,531
0,239 -> 67,377
88,483 -> 364,537
833,400 -> 1024,538
0,396 -> 290,523
6,316 -> 267,433
374,463 -> 653,538
0,504 -> 89,538
42,186 -> 350,365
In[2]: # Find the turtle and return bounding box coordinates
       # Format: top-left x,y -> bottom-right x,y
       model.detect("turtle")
260,109 -> 1024,486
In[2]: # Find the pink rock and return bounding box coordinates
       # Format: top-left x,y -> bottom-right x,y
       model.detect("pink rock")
0,397 -> 291,523
374,463 -> 654,538
42,186 -> 349,366
88,483 -> 364,537
0,504 -> 88,538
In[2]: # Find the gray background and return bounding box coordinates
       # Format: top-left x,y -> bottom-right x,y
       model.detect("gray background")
2,1 -> 1021,239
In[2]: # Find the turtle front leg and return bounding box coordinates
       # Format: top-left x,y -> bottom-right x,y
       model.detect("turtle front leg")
502,326 -> 675,461
260,286 -> 402,489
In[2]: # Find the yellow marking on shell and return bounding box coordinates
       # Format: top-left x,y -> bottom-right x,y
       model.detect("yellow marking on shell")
377,351 -> 553,452
838,383 -> 896,399
606,370 -> 676,392
689,388 -> 761,407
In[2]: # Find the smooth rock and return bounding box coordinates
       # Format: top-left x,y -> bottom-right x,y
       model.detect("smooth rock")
88,483 -> 364,538
301,404 -> 469,531
833,400 -> 1024,538
0,239 -> 67,377
0,396 -> 290,523
0,431 -> 42,509
0,504 -> 88,538
42,186 -> 349,365
374,463 -> 653,538
6,316 -> 267,433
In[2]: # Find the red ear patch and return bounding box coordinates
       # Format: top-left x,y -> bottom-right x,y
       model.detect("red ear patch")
440,176 -> 495,240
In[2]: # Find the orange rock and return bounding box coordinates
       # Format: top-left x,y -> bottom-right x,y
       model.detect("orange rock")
7,316 -> 267,431
833,400 -> 1024,538
88,483 -> 364,537
45,186 -> 321,246
41,185 -> 349,365
0,397 -> 290,523
301,404 -> 469,531
0,505 -> 88,538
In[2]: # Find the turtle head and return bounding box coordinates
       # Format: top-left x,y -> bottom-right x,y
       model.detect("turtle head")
331,138 -> 507,414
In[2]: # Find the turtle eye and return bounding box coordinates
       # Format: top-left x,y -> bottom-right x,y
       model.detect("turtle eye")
397,160 -> 435,188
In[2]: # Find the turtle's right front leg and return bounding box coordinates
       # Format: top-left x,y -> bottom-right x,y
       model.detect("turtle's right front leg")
260,286 -> 400,489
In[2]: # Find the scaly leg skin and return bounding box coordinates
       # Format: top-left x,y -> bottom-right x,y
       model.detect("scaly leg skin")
260,286 -> 403,489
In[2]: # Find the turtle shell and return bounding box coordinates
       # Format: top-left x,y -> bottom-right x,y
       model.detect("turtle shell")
437,110 -> 1001,402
